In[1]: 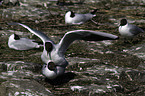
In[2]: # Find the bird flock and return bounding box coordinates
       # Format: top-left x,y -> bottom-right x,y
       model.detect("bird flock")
5,5 -> 144,79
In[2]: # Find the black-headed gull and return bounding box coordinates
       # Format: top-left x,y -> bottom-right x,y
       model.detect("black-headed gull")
119,19 -> 144,37
65,9 -> 98,25
9,22 -> 118,79
8,34 -> 42,50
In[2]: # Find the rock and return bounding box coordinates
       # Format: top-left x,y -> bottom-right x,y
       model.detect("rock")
123,43 -> 145,70
0,0 -> 57,20
1,79 -> 53,96
2,0 -> 20,6
0,85 -> 7,96
118,70 -> 145,94
120,70 -> 145,83
0,61 -> 53,95
112,85 -> 124,92
85,0 -> 145,4
68,63 -> 125,95
0,0 -> 145,95
137,63 -> 145,70
123,43 -> 145,60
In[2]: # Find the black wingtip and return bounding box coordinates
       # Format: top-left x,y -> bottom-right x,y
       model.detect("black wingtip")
115,36 -> 119,40
109,35 -> 119,40
90,9 -> 98,15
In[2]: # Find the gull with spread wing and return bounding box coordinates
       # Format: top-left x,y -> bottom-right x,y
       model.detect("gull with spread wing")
9,22 -> 119,79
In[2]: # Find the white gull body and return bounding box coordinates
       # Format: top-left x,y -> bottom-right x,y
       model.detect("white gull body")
8,34 -> 41,50
65,9 -> 97,25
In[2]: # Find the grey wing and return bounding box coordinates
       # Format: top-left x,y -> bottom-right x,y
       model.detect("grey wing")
8,22 -> 53,43
20,38 -> 35,42
129,24 -> 144,35
73,14 -> 86,24
57,30 -> 118,54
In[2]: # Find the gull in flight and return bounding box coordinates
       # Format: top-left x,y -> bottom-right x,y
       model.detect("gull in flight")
9,22 -> 119,79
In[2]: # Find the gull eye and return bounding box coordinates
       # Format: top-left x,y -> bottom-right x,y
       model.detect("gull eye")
47,62 -> 56,71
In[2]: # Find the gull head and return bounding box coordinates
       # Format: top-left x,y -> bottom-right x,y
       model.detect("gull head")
8,34 -> 20,46
65,11 -> 75,18
45,42 -> 53,53
42,60 -> 65,79
120,19 -> 127,26
42,60 -> 57,79
12,34 -> 20,40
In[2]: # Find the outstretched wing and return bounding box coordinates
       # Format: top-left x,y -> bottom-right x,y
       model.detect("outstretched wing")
8,22 -> 53,43
57,30 -> 119,54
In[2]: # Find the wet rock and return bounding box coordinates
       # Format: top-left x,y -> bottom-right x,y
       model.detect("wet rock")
0,0 -> 58,20
0,0 -> 145,95
68,63 -> 125,95
119,70 -> 145,83
112,84 -> 124,92
137,63 -> 145,70
70,84 -> 112,95
123,43 -> 145,70
118,70 -> 145,95
0,60 -> 131,95
1,79 -> 53,96
0,61 -> 53,95
0,85 -> 7,96
2,0 -> 20,6
86,0 -> 145,4
123,43 -> 145,60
